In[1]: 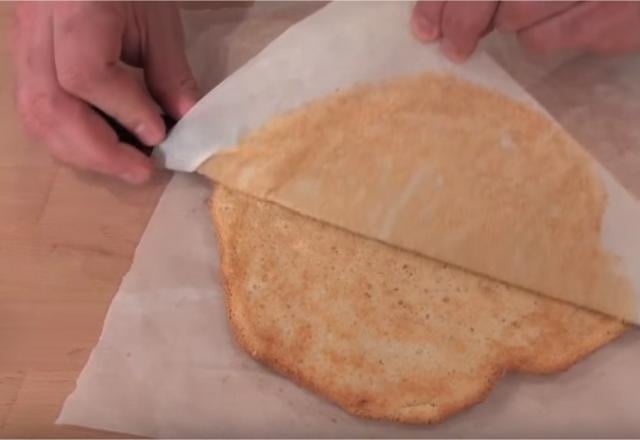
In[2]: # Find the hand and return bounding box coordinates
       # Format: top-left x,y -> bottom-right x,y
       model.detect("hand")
13,2 -> 198,184
494,1 -> 640,55
412,1 -> 640,62
411,1 -> 498,62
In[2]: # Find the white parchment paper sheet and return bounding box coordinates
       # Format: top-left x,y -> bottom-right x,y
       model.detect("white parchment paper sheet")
58,2 -> 640,437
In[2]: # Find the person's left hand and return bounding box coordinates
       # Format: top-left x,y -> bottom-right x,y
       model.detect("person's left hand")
12,2 -> 197,184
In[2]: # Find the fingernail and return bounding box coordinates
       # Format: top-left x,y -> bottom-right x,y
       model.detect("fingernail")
136,123 -> 165,146
441,39 -> 466,63
412,15 -> 438,42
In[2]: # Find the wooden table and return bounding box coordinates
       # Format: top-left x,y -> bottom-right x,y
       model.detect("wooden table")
0,3 -> 317,436
0,3 -> 169,437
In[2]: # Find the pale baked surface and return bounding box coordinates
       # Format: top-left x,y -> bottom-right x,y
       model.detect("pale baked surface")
211,187 -> 626,424
201,73 -> 637,322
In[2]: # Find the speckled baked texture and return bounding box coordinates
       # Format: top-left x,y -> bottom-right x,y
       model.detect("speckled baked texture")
211,187 -> 626,425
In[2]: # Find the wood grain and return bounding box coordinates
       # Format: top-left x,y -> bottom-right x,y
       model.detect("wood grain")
0,2 -> 312,435
0,3 -> 168,437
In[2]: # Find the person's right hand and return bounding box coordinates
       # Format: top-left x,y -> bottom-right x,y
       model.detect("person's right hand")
13,2 -> 199,184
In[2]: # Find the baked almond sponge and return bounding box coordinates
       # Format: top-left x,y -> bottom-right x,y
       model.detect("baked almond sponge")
211,187 -> 626,424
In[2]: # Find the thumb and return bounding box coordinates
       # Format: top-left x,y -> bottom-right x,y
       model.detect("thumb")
142,3 -> 199,119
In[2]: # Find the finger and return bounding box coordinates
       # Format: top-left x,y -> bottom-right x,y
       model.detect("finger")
440,1 -> 498,62
14,3 -> 74,140
14,4 -> 152,184
52,2 -> 166,146
411,1 -> 445,42
579,2 -> 640,55
52,105 -> 154,184
137,3 -> 199,119
494,1 -> 578,33
517,2 -> 603,54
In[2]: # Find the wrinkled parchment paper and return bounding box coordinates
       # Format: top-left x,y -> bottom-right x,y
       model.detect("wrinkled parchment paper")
58,2 -> 640,437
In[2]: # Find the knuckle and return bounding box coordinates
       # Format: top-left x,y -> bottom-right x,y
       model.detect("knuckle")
56,65 -> 87,93
57,62 -> 112,94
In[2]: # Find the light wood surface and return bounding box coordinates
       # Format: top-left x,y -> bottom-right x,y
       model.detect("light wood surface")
0,3 -> 168,437
0,3 -> 312,436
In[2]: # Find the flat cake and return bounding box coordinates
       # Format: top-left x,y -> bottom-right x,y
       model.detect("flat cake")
211,186 -> 626,424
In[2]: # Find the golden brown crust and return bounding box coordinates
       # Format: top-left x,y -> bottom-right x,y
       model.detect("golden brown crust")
211,187 -> 626,425
201,72 -> 636,323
